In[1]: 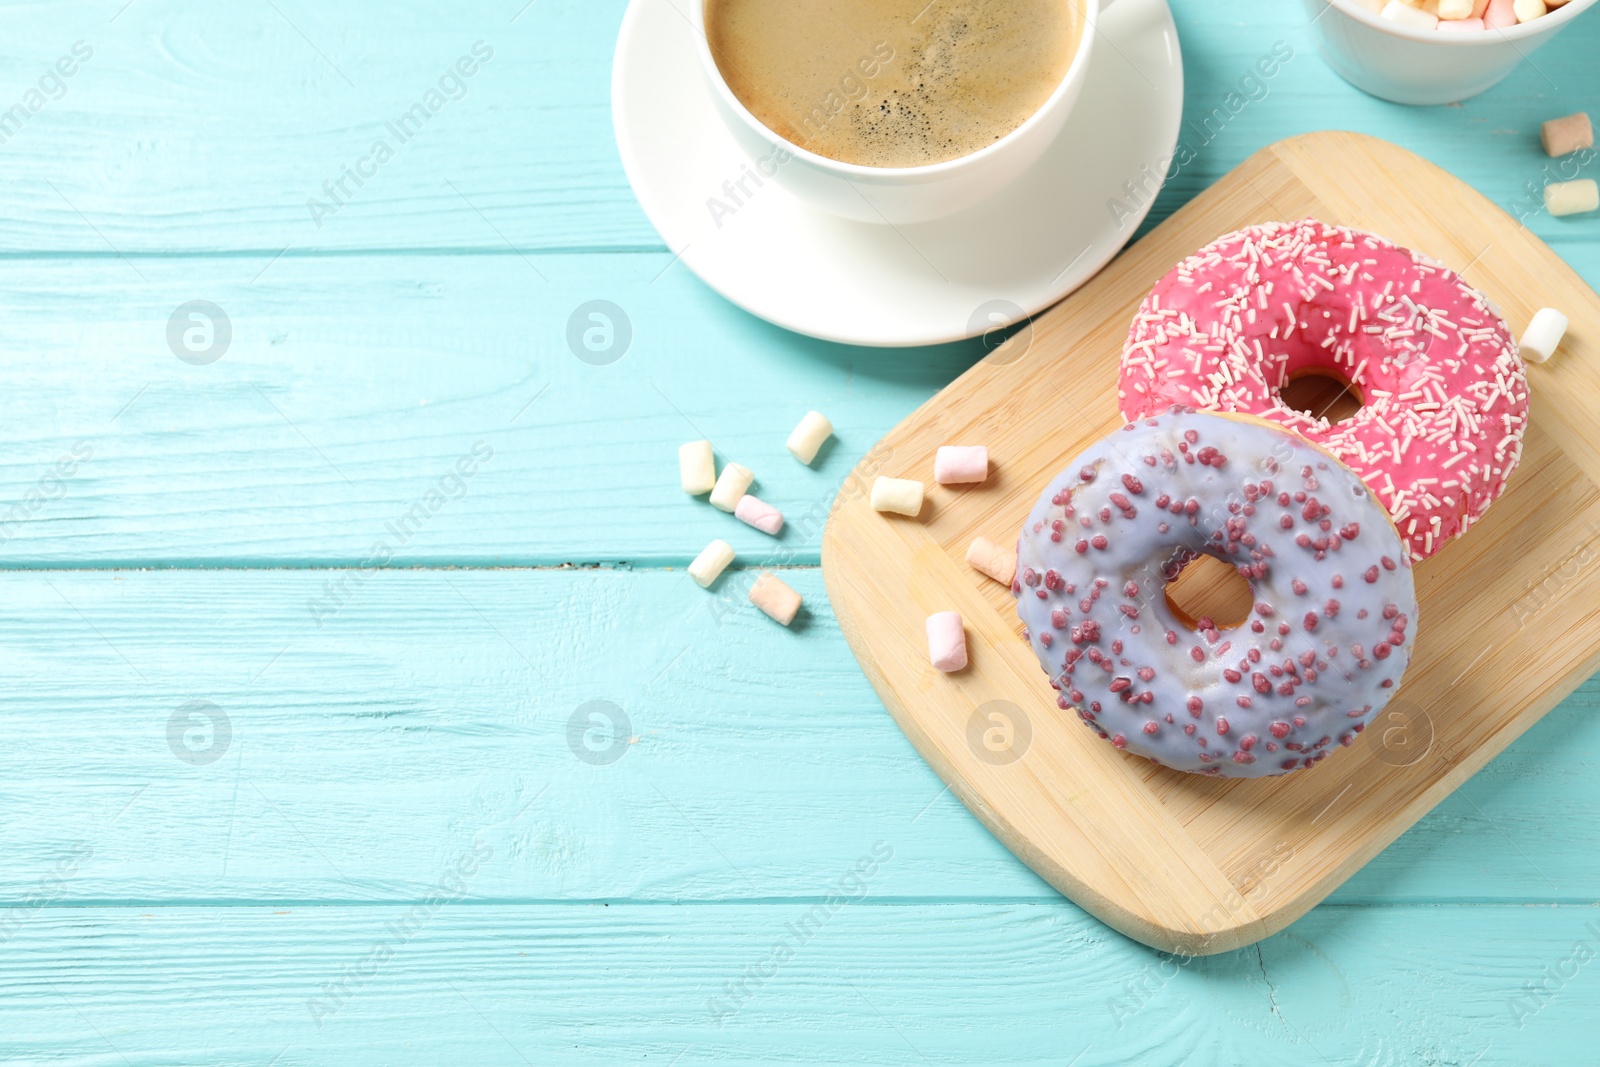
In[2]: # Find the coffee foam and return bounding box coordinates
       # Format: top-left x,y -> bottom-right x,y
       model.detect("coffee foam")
707,0 -> 1081,168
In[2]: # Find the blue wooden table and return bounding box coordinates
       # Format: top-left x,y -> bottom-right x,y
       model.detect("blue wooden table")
1,2 -> 1596,1063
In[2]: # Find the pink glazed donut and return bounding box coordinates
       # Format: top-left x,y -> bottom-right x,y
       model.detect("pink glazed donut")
1118,220 -> 1529,561
1014,408 -> 1417,778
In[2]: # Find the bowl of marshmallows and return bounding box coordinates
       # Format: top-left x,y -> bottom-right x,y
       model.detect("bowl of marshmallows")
1303,0 -> 1598,104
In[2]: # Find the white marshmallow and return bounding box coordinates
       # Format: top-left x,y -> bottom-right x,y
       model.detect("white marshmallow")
966,537 -> 1017,587
926,611 -> 968,672
1519,308 -> 1568,363
1381,0 -> 1439,25
1545,178 -> 1599,217
749,572 -> 802,626
934,445 -> 989,485
786,411 -> 833,465
679,439 -> 716,495
870,477 -> 925,517
709,462 -> 754,512
1512,0 -> 1546,20
688,539 -> 735,588
1437,0 -> 1474,17
734,494 -> 784,535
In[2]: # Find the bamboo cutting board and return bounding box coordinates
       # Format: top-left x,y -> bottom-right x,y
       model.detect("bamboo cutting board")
822,131 -> 1600,956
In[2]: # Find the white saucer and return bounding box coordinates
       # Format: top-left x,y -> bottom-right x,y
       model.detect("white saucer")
611,0 -> 1185,347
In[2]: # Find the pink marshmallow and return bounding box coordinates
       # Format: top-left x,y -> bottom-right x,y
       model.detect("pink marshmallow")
1437,15 -> 1486,27
1485,0 -> 1517,28
926,611 -> 968,672
934,445 -> 989,485
734,494 -> 784,535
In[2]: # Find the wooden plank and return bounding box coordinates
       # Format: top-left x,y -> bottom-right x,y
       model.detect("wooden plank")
1,245 -> 1594,567
0,902 -> 1590,1064
0,0 -> 648,254
1,2 -> 1596,254
0,252 -> 974,565
0,568 -> 1595,905
823,132 -> 1600,953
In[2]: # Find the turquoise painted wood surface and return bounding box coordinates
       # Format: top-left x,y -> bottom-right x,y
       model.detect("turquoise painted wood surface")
0,1 -> 1596,1064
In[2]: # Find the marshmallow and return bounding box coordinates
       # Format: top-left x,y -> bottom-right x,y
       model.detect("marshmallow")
1546,179 -> 1599,217
786,411 -> 833,465
749,572 -> 802,625
679,439 -> 716,495
966,536 -> 1017,587
1436,15 -> 1486,26
1519,308 -> 1569,363
1437,0 -> 1474,17
734,494 -> 785,535
870,476 -> 925,517
926,611 -> 968,672
1484,0 -> 1517,26
1542,112 -> 1594,157
688,539 -> 735,588
1381,0 -> 1438,26
1512,0 -> 1546,20
934,445 -> 989,485
709,462 -> 754,512
1349,0 -> 1384,10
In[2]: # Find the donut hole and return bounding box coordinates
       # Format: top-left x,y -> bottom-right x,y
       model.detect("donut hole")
1164,553 -> 1253,631
1278,369 -> 1363,424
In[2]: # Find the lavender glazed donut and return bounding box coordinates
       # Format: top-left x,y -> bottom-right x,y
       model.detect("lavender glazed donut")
1118,220 -> 1529,561
1013,408 -> 1418,778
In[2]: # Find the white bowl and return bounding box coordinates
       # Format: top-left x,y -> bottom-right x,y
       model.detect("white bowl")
1302,0 -> 1598,105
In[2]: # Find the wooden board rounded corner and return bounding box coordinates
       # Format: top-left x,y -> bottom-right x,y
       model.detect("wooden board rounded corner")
823,479 -> 1281,956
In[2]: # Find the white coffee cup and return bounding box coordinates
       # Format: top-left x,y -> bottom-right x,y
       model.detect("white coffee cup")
1302,0 -> 1598,106
688,0 -> 1109,225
